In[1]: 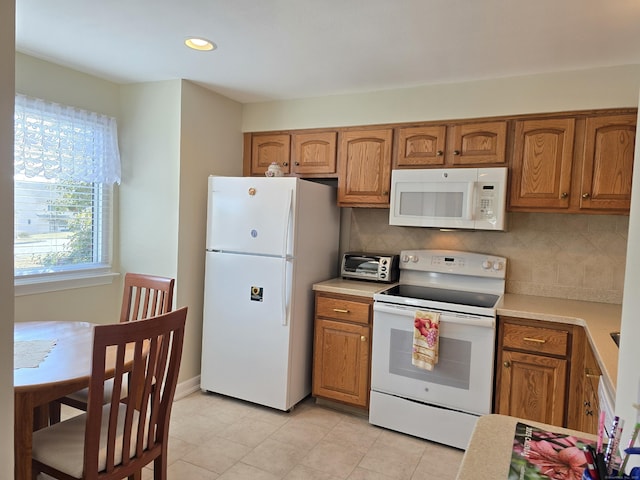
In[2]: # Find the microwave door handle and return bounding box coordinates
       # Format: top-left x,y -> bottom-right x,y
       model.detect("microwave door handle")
465,182 -> 476,220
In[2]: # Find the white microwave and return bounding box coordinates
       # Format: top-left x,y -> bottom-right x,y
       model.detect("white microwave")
389,167 -> 508,230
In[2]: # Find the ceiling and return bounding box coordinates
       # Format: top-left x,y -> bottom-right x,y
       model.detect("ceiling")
15,0 -> 640,104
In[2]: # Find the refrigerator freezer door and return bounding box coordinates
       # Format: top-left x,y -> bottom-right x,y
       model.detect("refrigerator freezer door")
207,176 -> 295,257
201,251 -> 294,410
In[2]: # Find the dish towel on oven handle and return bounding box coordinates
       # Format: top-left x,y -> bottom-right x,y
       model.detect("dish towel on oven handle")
412,310 -> 440,370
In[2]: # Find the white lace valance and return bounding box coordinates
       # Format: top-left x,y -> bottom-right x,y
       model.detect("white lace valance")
14,94 -> 121,184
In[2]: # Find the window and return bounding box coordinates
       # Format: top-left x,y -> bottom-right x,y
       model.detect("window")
13,94 -> 121,290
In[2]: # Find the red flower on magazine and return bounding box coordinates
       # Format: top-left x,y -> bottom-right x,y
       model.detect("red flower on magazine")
524,438 -> 586,480
510,423 -> 592,480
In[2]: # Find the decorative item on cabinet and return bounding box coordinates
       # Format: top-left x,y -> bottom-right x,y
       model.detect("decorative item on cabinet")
312,291 -> 373,409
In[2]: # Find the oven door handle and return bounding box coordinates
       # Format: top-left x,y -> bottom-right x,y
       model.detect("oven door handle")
373,303 -> 495,328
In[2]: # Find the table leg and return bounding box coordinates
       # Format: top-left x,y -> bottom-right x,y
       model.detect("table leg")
14,392 -> 33,480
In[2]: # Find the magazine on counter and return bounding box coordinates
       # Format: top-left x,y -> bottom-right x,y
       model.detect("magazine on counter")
509,422 -> 594,480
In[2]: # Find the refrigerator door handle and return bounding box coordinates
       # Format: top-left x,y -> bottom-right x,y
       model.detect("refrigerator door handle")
282,188 -> 293,257
281,257 -> 288,326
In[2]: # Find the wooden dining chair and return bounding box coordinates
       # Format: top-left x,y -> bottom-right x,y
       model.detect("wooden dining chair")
51,273 -> 175,419
31,306 -> 187,480
118,273 -> 175,324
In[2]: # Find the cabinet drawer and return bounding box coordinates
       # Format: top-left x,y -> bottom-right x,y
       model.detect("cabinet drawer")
502,323 -> 568,356
316,296 -> 371,325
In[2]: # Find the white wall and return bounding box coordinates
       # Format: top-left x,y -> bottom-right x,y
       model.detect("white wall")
0,1 -> 15,475
176,80 -> 243,383
243,65 -> 640,131
118,80 -> 181,279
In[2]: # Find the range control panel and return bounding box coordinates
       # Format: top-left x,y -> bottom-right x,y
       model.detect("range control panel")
399,249 -> 507,279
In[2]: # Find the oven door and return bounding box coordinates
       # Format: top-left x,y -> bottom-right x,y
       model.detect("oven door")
371,302 -> 495,415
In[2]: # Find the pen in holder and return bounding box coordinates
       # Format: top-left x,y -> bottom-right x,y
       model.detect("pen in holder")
583,467 -> 640,480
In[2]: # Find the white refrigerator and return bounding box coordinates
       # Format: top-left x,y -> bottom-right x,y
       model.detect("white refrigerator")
200,175 -> 340,411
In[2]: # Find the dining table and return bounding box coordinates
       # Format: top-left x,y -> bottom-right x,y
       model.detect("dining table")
14,320 -> 134,480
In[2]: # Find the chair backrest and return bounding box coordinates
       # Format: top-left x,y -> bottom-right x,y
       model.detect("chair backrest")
120,273 -> 175,323
83,307 -> 187,479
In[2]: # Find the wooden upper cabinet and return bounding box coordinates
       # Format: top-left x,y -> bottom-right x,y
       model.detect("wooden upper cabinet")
338,128 -> 393,207
580,114 -> 636,211
510,118 -> 576,209
251,134 -> 291,175
395,125 -> 446,167
291,131 -> 337,175
448,121 -> 507,165
394,121 -> 507,168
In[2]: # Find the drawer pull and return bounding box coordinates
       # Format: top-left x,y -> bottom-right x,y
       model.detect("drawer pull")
333,308 -> 349,313
586,373 -> 600,379
523,337 -> 546,344
503,361 -> 511,368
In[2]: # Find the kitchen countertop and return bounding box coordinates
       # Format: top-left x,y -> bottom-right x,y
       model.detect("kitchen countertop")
455,414 -> 596,480
312,278 -> 396,297
313,278 -> 622,395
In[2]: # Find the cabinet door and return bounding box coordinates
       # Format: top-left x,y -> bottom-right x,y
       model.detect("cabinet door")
338,129 -> 392,207
312,319 -> 370,407
291,131 -> 337,175
580,114 -> 636,211
497,350 -> 567,427
395,125 -> 446,167
510,118 -> 575,209
448,121 -> 507,165
251,134 -> 291,175
579,343 -> 602,434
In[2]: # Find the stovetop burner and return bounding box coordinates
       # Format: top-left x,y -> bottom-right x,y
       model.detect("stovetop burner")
378,284 -> 500,308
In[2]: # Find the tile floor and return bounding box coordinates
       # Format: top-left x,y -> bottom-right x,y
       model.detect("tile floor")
136,391 -> 465,479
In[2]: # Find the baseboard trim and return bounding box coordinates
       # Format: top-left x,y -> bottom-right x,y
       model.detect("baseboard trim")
174,375 -> 201,401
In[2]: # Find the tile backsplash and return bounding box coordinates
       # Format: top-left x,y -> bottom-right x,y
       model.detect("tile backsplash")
347,209 -> 629,304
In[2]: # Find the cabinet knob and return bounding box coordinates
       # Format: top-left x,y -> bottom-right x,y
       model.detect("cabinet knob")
586,410 -> 594,416
295,162 -> 300,166
382,191 -> 389,195
361,336 -> 367,342
582,193 -> 591,199
561,192 -> 569,199
503,361 -> 511,368
584,400 -> 591,407
436,150 -> 444,156
453,150 -> 461,156
282,162 -> 289,167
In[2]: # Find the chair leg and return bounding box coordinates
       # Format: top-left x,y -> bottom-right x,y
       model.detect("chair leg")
49,400 -> 61,424
154,454 -> 168,480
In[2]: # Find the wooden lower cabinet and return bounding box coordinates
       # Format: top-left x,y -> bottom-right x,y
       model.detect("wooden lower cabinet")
312,292 -> 372,409
572,339 -> 602,434
495,317 -> 575,428
497,350 -> 567,426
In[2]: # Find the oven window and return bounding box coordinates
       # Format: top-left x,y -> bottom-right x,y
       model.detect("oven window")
399,191 -> 464,218
389,329 -> 471,389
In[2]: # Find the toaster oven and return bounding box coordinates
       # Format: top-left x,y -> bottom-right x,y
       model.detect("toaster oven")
341,253 -> 399,283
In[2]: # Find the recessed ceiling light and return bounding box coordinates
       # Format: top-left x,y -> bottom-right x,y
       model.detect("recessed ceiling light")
185,37 -> 216,51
